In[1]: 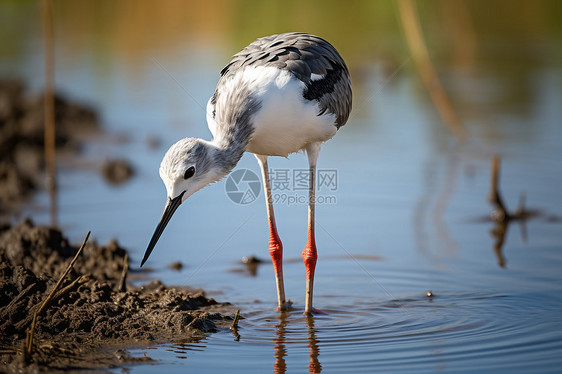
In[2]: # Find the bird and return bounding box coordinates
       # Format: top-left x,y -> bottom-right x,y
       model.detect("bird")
141,32 -> 352,314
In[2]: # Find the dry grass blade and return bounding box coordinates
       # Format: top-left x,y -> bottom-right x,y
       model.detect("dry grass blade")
52,274 -> 90,300
23,230 -> 91,362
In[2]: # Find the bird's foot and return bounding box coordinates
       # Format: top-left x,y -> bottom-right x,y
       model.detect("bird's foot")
276,300 -> 293,312
304,307 -> 326,316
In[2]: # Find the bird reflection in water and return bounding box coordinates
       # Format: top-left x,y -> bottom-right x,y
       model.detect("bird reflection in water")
273,311 -> 288,374
273,312 -> 322,373
306,315 -> 322,374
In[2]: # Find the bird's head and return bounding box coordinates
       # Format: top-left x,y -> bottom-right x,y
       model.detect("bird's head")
141,137 -> 222,267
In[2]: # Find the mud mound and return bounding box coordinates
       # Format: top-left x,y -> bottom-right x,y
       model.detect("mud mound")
0,78 -> 99,213
0,219 -> 234,372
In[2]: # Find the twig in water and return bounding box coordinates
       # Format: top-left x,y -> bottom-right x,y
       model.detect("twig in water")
23,231 -> 91,362
230,310 -> 241,330
230,310 -> 241,341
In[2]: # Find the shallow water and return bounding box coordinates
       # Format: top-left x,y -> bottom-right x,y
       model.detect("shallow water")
2,1 -> 562,373
129,291 -> 562,373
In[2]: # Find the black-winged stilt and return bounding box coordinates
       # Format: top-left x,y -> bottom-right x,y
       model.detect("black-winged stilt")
142,32 -> 352,314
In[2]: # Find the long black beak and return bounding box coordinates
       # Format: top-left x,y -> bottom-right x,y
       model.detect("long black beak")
141,191 -> 185,267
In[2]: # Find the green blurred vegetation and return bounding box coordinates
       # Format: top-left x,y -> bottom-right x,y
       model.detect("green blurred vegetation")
1,0 -> 560,67
1,0 -> 560,130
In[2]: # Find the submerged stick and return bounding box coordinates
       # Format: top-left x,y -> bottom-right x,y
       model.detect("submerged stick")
24,231 -> 91,362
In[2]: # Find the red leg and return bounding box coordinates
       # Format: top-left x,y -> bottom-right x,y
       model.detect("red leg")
303,232 -> 317,280
304,143 -> 321,314
257,155 -> 287,310
303,224 -> 317,314
268,215 -> 286,310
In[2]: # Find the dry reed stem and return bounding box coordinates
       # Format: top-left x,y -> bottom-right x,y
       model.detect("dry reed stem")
51,274 -> 90,300
397,0 -> 468,141
23,231 -> 91,362
42,0 -> 57,225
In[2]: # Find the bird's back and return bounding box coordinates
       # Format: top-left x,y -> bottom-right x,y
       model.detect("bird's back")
207,33 -> 352,156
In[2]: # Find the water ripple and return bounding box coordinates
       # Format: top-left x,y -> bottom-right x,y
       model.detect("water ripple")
160,289 -> 562,373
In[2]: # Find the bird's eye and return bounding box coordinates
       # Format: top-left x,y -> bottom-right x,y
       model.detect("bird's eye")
183,166 -> 195,179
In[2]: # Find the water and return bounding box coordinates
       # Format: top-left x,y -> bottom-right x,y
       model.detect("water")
2,1 -> 562,373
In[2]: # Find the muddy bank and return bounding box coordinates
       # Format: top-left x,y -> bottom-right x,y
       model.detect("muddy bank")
0,79 -> 100,213
0,219 -> 234,372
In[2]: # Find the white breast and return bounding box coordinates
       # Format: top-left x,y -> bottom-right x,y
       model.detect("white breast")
208,66 -> 338,157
